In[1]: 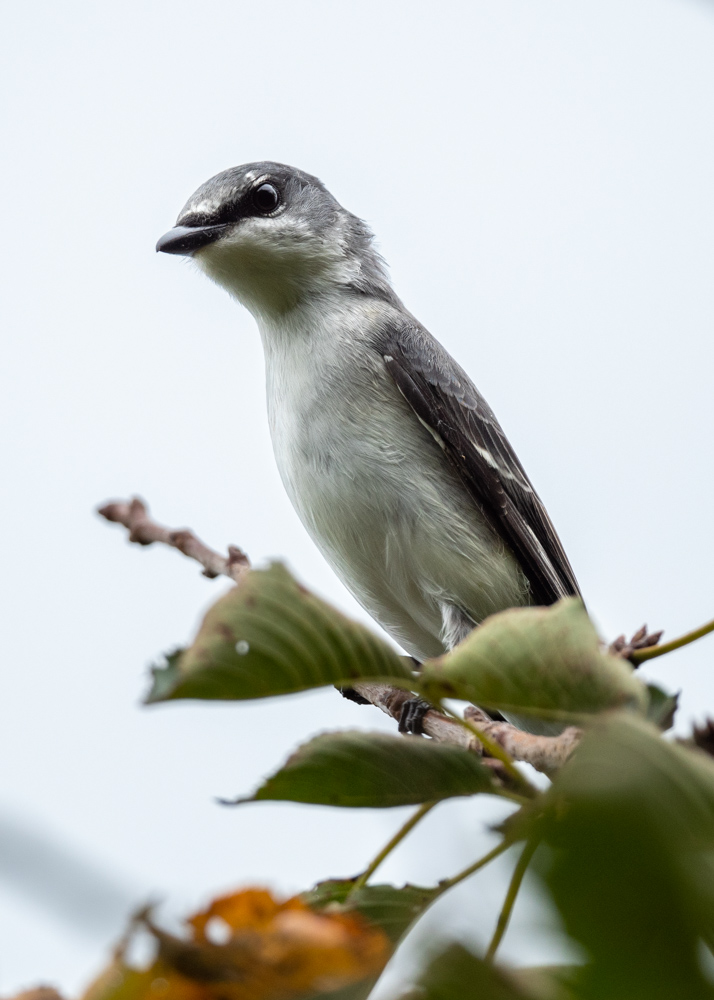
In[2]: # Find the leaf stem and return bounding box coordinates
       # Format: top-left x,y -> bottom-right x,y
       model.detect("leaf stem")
485,837 -> 539,962
436,838 -> 513,896
630,617 -> 714,664
442,708 -> 537,796
348,801 -> 437,897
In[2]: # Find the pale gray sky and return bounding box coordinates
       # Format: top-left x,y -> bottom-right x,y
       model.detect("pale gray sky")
1,0 -> 713,992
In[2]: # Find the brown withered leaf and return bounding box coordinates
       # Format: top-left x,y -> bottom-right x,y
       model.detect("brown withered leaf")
4,990 -> 66,1000
81,888 -> 391,1000
82,958 -> 208,1000
692,718 -> 714,757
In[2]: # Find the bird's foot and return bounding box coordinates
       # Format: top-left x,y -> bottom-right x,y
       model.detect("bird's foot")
609,624 -> 663,663
398,697 -> 433,735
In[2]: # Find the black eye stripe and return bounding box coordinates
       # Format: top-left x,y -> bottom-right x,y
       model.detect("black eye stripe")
179,181 -> 282,228
179,211 -> 224,228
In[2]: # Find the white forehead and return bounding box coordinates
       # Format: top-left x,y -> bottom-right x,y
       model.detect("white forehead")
188,197 -> 219,215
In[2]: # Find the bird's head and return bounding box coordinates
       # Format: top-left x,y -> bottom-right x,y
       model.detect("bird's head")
156,162 -> 394,318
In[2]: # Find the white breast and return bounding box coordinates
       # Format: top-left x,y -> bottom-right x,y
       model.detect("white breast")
258,296 -> 529,660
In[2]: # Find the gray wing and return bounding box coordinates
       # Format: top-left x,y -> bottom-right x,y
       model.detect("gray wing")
377,321 -> 580,606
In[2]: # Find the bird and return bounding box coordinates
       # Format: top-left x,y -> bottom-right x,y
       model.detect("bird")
156,161 -> 580,732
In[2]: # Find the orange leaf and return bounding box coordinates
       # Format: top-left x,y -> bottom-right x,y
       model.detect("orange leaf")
189,888 -> 303,940
81,888 -> 390,1000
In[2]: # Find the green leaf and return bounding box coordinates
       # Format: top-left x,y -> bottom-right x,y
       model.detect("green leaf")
645,682 -> 679,731
307,980 -> 379,1000
510,966 -> 579,999
532,714 -> 714,1000
146,563 -> 412,703
236,730 -> 496,808
420,598 -> 647,723
145,648 -> 185,702
415,944 -> 535,999
304,880 -> 440,944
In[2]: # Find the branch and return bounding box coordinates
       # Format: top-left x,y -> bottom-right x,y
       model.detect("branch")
464,707 -> 581,777
349,683 -> 580,779
97,497 -> 581,778
349,681 -> 480,749
97,497 -> 249,584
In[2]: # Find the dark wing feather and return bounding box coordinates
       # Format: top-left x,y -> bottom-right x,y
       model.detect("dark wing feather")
378,321 -> 580,606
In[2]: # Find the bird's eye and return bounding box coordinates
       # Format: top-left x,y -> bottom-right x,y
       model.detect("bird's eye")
252,183 -> 280,213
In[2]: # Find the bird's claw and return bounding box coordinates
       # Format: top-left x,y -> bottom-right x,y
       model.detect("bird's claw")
398,697 -> 432,735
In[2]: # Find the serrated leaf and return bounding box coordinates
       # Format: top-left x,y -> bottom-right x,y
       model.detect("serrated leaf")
146,563 -> 411,703
237,730 -> 495,808
304,881 -> 440,945
420,598 -> 647,724
531,715 -> 714,1000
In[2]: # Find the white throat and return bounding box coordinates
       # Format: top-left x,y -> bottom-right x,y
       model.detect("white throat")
193,220 -> 361,322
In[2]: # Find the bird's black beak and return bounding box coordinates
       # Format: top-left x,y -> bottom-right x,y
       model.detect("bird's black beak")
155,224 -> 228,256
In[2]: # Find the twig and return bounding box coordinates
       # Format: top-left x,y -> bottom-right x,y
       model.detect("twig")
485,837 -> 539,962
97,498 -> 581,778
348,802 -> 437,897
97,497 -> 249,584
